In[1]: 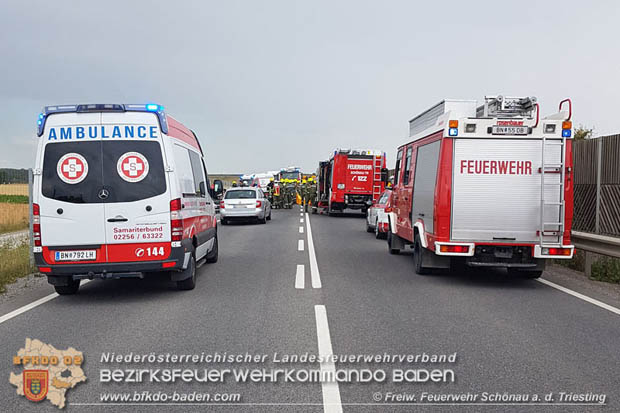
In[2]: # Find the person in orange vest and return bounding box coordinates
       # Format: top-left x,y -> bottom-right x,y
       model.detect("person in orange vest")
273,180 -> 282,209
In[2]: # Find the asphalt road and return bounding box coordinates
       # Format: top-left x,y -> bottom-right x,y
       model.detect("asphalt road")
1,206 -> 619,412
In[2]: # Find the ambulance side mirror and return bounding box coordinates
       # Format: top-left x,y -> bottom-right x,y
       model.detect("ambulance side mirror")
380,168 -> 389,183
213,180 -> 224,198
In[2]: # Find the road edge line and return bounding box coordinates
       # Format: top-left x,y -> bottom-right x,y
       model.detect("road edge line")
305,213 -> 322,288
537,278 -> 620,316
0,279 -> 91,325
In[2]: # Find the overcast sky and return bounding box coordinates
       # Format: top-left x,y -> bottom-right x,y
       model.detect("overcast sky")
1,0 -> 619,173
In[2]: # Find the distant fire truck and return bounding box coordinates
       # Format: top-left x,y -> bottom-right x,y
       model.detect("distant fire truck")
386,96 -> 574,278
276,166 -> 302,182
316,149 -> 387,215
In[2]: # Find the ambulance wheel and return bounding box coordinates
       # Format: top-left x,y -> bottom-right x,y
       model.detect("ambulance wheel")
267,211 -> 272,221
366,219 -> 373,233
54,279 -> 80,295
413,234 -> 431,275
205,235 -> 218,263
259,215 -> 267,224
177,253 -> 196,290
387,231 -> 400,255
508,268 -> 542,279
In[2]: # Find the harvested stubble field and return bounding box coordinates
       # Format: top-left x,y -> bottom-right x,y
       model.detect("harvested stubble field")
0,184 -> 29,234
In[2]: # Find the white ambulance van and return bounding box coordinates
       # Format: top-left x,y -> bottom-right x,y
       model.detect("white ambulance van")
32,103 -> 223,294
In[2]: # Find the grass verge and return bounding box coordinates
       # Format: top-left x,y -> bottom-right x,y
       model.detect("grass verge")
0,194 -> 28,203
0,243 -> 35,293
590,257 -> 620,284
555,249 -> 620,284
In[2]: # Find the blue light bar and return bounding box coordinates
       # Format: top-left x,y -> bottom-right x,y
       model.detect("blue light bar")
562,129 -> 572,138
37,103 -> 168,136
146,103 -> 161,112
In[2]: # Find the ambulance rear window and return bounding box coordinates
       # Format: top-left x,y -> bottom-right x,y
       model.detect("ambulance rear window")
42,141 -> 166,204
42,142 -> 102,203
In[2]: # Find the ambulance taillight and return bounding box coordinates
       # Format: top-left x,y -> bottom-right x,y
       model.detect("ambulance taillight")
170,199 -> 184,242
219,200 -> 225,209
32,203 -> 41,247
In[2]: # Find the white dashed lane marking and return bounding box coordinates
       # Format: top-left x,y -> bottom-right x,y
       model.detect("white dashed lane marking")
315,305 -> 342,412
295,265 -> 305,289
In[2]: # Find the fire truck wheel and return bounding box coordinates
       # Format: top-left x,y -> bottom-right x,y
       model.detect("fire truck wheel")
387,231 -> 400,255
54,279 -> 81,295
508,268 -> 543,279
413,234 -> 431,275
177,252 -> 196,290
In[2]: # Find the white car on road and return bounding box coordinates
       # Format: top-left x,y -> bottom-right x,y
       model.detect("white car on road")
366,189 -> 391,239
220,187 -> 272,224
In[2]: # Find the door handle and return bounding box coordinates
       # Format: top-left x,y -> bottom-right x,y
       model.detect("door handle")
107,216 -> 128,223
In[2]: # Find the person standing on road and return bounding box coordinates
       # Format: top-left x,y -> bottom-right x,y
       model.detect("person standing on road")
284,179 -> 294,208
273,181 -> 282,209
266,178 -> 275,205
300,178 -> 309,211
307,177 -> 317,213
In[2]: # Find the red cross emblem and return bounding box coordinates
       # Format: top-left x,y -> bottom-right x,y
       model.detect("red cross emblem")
56,153 -> 88,184
117,152 -> 149,183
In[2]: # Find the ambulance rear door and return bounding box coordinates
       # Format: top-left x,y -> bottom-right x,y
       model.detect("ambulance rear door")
100,112 -> 172,263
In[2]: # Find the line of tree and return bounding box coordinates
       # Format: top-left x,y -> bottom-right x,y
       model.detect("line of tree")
0,168 -> 29,184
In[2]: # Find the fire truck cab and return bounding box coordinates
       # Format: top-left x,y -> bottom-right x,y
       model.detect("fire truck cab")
387,96 -> 574,278
277,166 -> 302,182
317,149 -> 387,215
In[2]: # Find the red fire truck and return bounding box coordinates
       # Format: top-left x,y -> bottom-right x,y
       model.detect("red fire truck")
386,96 -> 574,278
316,149 -> 387,215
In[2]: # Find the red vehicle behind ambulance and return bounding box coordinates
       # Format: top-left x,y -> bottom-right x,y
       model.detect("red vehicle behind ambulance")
33,103 -> 223,294
386,96 -> 574,278
316,149 -> 387,215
